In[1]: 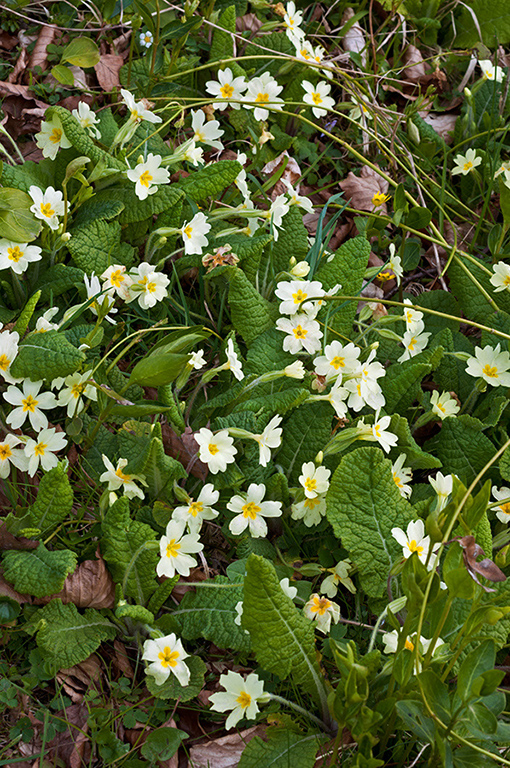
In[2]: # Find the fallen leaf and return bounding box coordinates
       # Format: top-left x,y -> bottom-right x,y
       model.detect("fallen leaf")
402,45 -> 427,83
8,47 -> 28,84
95,54 -> 124,91
189,726 -> 266,768
28,24 -> 57,72
458,536 -> 507,592
341,8 -> 367,67
161,425 -> 208,481
0,522 -> 39,552
33,554 -> 115,608
56,654 -> 102,703
0,31 -> 19,50
262,151 -> 302,198
418,112 -> 458,144
236,13 -> 262,34
112,639 -> 135,679
339,165 -> 390,214
0,567 -> 31,604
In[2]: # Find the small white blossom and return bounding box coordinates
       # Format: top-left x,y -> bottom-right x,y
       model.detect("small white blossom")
290,260 -> 310,278
101,264 -> 133,301
0,434 -> 29,478
244,72 -> 284,121
398,324 -> 430,362
181,212 -> 211,255
452,148 -> 481,176
72,102 -> 101,139
225,338 -> 244,381
283,1 -> 304,38
303,593 -> 340,634
280,577 -> 298,599
492,486 -> 510,524
348,97 -> 373,123
302,80 -> 335,118
139,30 -> 153,48
391,453 -> 412,499
172,483 -> 219,534
34,307 -> 60,333
4,380 -> 57,432
157,518 -> 203,578
0,330 -> 19,383
391,519 -> 440,569
189,350 -> 206,369
0,241 -> 42,275
99,455 -> 146,500
228,482 -> 282,538
284,181 -> 314,215
29,186 -> 65,231
382,630 -> 444,673
205,67 -> 247,110
299,461 -> 330,499
465,343 -> 510,387
24,428 -> 67,476
252,414 -> 282,466
195,428 -> 237,474
291,494 -> 327,527
275,279 -> 324,316
35,116 -> 72,160
126,153 -> 170,200
314,341 -> 360,381
490,262 -> 510,292
142,634 -> 190,686
386,243 -> 403,286
321,561 -> 356,597
57,370 -> 97,417
357,412 -> 397,453
191,109 -> 224,150
84,273 -> 117,324
478,59 -> 505,82
209,671 -> 268,730
284,360 -> 306,379
121,88 -> 162,124
430,391 -> 460,419
127,262 -> 170,309
276,314 -> 323,355
429,471 -> 453,512
262,194 -> 290,241
403,300 -> 424,332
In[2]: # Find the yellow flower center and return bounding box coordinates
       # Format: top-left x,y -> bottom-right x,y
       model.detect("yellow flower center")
131,109 -> 141,121
292,289 -> 308,304
208,442 -> 219,455
220,83 -> 234,98
393,472 -> 403,488
40,202 -> 55,218
330,356 -> 345,370
255,92 -> 269,104
504,275 -> 510,286
304,496 -> 322,509
242,502 -> 261,520
482,364 -> 498,378
310,596 -> 331,615
236,691 -> 252,709
0,354 -> 11,371
499,503 -> 510,516
304,477 -> 316,492
195,130 -> 205,143
22,394 -> 38,412
435,401 -> 446,414
408,337 -> 417,351
404,638 -> 415,651
71,383 -> 85,399
146,281 -> 157,293
407,539 -> 424,556
300,48 -> 311,59
110,269 -> 125,288
188,501 -> 203,517
183,225 -> 193,238
293,325 -> 307,339
158,647 -> 179,667
49,128 -> 62,144
463,161 -> 473,171
312,92 -> 323,105
34,442 -> 47,457
374,424 -> 382,436
0,444 -> 12,460
166,539 -> 181,558
7,246 -> 23,263
139,170 -> 153,188
115,466 -> 131,482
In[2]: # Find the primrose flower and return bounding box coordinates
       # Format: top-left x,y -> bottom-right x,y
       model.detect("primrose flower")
357,412 -> 397,453
181,212 -> 211,255
0,240 -> 42,275
314,341 -> 360,382
290,260 -> 310,278
283,1 -> 304,37
349,97 -> 373,122
188,350 -> 206,369
391,454 -> 413,499
452,148 -> 481,176
139,30 -> 153,48
465,344 -> 510,387
29,186 -> 65,231
319,379 -> 349,419
228,483 -> 282,538
276,314 -> 323,355
429,471 -> 453,511
490,262 -> 510,292
303,593 -> 340,634
275,279 -> 324,316
126,153 -> 170,200
157,518 -> 203,578
244,72 -> 284,121
430,390 -> 460,419
403,300 -> 424,332
34,307 -> 60,332
398,324 -> 430,362
321,560 -> 356,597
0,434 -> 29,477
127,262 -> 170,309
24,427 -> 67,476
121,88 -> 162,125
284,181 -> 314,215
302,80 -> 335,118
386,243 -> 403,286
179,138 -> 204,166
291,494 -> 327,527
101,264 -> 133,301
191,109 -> 224,150
209,671 -> 269,730
492,486 -> 510,524
382,630 -> 445,673
195,428 -> 237,474
284,360 -> 306,379
224,338 -> 244,381
172,483 -> 220,533
4,380 -> 57,432
478,59 -> 505,82
391,519 -> 439,569
57,370 -> 97,417
35,116 -> 72,160
142,634 -> 190,686
299,461 -> 331,499
72,102 -> 101,139
205,67 -> 247,110
99,455 -> 146,500
83,273 -> 117,324
252,414 -> 283,467
280,577 -> 298,599
0,330 -> 19,383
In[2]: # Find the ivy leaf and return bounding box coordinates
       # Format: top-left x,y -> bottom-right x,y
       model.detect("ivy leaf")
277,403 -> 332,484
145,655 -> 206,701
172,574 -> 250,653
10,330 -> 86,382
326,447 -> 415,598
228,268 -> 278,346
35,599 -> 117,667
238,729 -> 323,768
101,497 -> 159,604
243,554 -> 327,707
424,415 -> 497,486
180,160 -> 241,202
2,544 -> 77,598
68,219 -> 133,273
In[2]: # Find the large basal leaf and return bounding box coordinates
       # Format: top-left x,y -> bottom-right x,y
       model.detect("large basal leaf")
29,462 -> 74,534
10,330 -> 85,382
46,106 -> 126,171
145,655 -> 206,701
455,1 -> 510,49
209,4 -> 235,61
172,574 -> 250,653
36,264 -> 85,303
2,544 -> 77,598
68,219 -> 133,273
180,160 -> 241,202
238,729 -> 323,768
277,402 -> 332,484
389,414 -> 441,469
381,347 -> 444,414
243,554 -> 327,708
267,205 -> 309,276
228,268 -> 277,346
448,255 -> 510,324
424,415 -> 497,487
326,447 -> 415,598
35,599 -> 117,667
101,497 -> 159,603
245,328 -> 295,374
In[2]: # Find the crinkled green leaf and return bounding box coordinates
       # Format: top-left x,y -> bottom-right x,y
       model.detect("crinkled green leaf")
180,160 -> 241,202
389,414 -> 442,469
72,196 -> 125,228
68,219 -> 133,273
228,268 -> 278,345
18,463 -> 74,536
265,206 -> 308,278
35,599 -> 117,667
173,574 -> 250,653
116,184 -> 184,226
46,106 -> 126,171
277,403 -> 332,484
243,554 -> 326,706
145,654 -> 206,701
424,415 -> 497,486
210,4 -> 236,61
36,264 -> 85,303
10,330 -> 86,382
326,447 -> 415,598
238,386 -> 309,417
448,255 -> 510,324
382,347 -> 444,414
414,290 -> 460,333
101,497 -> 159,603
2,544 -> 77,598
228,234 -> 273,285
147,576 -> 179,615
246,328 -> 295,374
0,187 -> 41,242
1,157 -> 55,194
115,603 -> 155,624
13,290 -> 40,337
238,729 -> 323,768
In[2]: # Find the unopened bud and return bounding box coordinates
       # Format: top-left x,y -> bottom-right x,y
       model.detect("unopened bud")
315,450 -> 324,465
61,232 -> 71,242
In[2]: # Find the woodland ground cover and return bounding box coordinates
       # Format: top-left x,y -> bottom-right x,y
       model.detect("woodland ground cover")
2,0 -> 510,766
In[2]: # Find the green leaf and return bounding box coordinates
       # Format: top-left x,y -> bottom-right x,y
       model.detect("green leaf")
424,415 -> 497,486
389,414 -> 441,469
10,330 -> 86,382
246,328 -> 295,374
455,0 -> 510,47
268,205 -> 309,277
35,599 -> 117,667
233,234 -> 273,285
46,106 -> 126,171
62,37 -> 100,67
326,447 -> 415,598
13,290 -> 40,336
228,268 -> 278,346
28,463 -> 74,534
277,403 -> 332,483
238,386 -> 309,417
114,184 -> 184,226
180,160 -> 241,202
447,255 -> 510,324
141,727 -> 187,762
315,237 -> 371,340
145,654 -> 206,701
68,219 -> 133,273
457,640 -> 496,701
238,729 -> 322,768
101,497 -> 159,603
51,64 -> 75,85
0,187 -> 41,242
115,603 -> 154,624
2,544 -> 77,598
72,195 -> 125,227
381,347 -> 444,414
147,575 -> 179,615
37,264 -> 85,303
128,351 -> 189,387
210,4 -> 236,62
243,554 -> 327,707
173,574 -> 250,653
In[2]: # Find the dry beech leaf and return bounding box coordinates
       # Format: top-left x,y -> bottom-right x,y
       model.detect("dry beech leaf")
402,45 -> 427,83
113,639 -> 134,679
34,555 -> 115,608
236,13 -> 262,34
56,654 -> 102,703
418,112 -> 457,144
161,424 -> 208,481
28,24 -> 57,72
8,47 -> 28,84
339,165 -> 389,214
94,54 -> 124,91
262,151 -> 301,198
458,535 -> 507,592
189,726 -> 266,768
0,567 -> 31,604
341,8 -> 367,67
0,522 -> 39,552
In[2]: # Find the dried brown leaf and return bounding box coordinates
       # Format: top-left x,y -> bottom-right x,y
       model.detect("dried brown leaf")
56,655 -> 102,703
0,522 -> 39,552
94,54 -> 124,91
34,554 -> 115,608
236,13 -> 262,34
0,31 -> 19,50
189,726 -> 266,768
341,8 -> 367,67
0,567 -> 31,604
419,112 -> 457,144
161,424 -> 208,481
28,25 -> 57,72
112,639 -> 134,679
8,47 -> 28,84
339,165 -> 389,214
458,535 -> 507,592
402,45 -> 427,83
